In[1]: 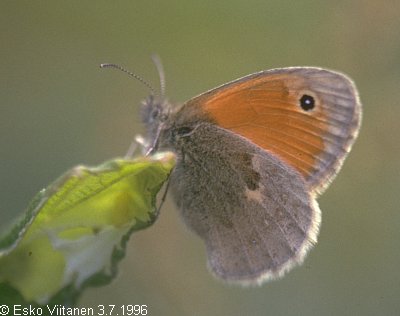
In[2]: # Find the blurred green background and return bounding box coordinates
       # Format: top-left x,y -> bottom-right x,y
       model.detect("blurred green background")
1,1 -> 399,315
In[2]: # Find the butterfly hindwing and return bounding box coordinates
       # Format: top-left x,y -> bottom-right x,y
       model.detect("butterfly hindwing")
169,123 -> 320,283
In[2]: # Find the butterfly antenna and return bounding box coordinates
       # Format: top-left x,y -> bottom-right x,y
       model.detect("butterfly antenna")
100,63 -> 157,96
151,54 -> 166,99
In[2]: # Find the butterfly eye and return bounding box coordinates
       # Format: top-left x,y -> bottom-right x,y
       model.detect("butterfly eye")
151,109 -> 160,119
299,94 -> 315,111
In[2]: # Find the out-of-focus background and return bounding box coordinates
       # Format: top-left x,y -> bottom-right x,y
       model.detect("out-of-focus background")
1,1 -> 399,315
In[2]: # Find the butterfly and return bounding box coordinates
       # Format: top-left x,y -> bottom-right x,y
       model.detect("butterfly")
104,63 -> 362,284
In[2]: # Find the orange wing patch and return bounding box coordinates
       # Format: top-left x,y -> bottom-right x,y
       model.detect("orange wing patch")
184,68 -> 361,193
201,74 -> 328,179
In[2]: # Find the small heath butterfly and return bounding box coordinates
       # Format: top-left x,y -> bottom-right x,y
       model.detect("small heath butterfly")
105,63 -> 362,284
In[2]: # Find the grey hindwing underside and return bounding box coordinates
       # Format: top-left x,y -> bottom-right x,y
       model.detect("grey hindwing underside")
169,123 -> 321,284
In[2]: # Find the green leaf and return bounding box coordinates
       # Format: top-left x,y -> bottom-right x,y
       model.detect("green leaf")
0,152 -> 175,305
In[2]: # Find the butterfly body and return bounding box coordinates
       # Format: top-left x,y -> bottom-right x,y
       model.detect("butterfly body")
141,67 -> 361,284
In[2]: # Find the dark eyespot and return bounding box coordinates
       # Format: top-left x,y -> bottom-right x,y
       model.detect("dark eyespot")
176,126 -> 193,136
299,94 -> 315,111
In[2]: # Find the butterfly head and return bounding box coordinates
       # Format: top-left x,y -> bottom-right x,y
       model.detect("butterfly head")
139,93 -> 174,154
